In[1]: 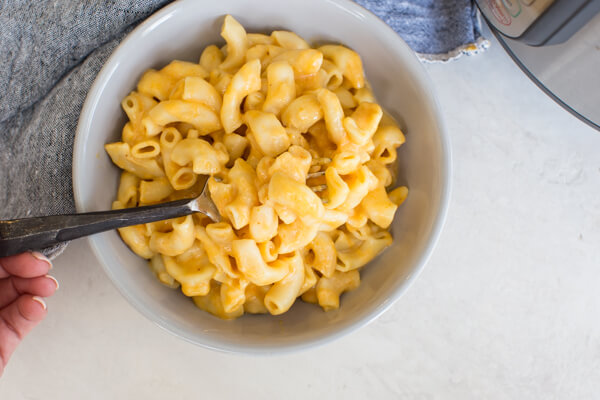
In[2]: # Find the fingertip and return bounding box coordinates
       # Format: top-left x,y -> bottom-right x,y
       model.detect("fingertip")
32,296 -> 47,310
0,253 -> 52,278
31,251 -> 53,270
35,276 -> 58,297
45,275 -> 60,291
19,295 -> 48,322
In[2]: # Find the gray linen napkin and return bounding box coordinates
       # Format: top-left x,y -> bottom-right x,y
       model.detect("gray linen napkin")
0,0 -> 486,258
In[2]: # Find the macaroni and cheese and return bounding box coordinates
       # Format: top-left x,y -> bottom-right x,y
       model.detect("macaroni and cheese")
105,15 -> 408,319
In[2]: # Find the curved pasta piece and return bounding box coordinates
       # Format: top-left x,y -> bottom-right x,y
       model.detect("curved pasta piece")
305,231 -> 337,278
388,186 -> 409,206
231,239 -> 289,286
255,157 -> 275,184
346,221 -> 373,241
268,145 -> 312,183
141,117 -> 163,137
131,139 -> 161,159
270,49 -> 323,77
258,240 -> 278,263
143,219 -> 172,238
346,205 -> 369,229
223,133 -> 249,162
163,244 -> 216,296
247,33 -> 274,46
281,94 -> 323,132
114,197 -> 152,258
199,45 -> 224,73
361,186 -> 398,229
139,177 -> 174,204
316,270 -> 360,311
148,100 -> 222,134
372,125 -> 406,164
224,159 -> 259,229
298,263 -> 318,296
195,225 -> 237,279
136,70 -> 176,102
210,69 -> 233,95
319,209 -> 348,232
262,61 -> 296,116
207,177 -> 236,219
319,59 -> 344,90
149,215 -> 195,257
244,284 -> 271,314
244,127 -> 266,168
249,204 -> 278,243
268,171 -> 324,224
324,167 -> 349,210
245,44 -> 270,65
244,110 -> 291,157
301,287 -> 318,304
307,120 -> 336,155
205,222 -> 238,254
116,171 -> 139,208
193,282 -> 244,320
160,60 -> 208,81
175,77 -> 222,112
105,142 -> 165,180
117,224 -> 153,260
243,91 -> 265,112
274,218 -> 319,254
159,126 -> 182,149
170,138 -> 229,175
365,159 -> 392,188
353,86 -> 375,104
318,45 -> 365,89
121,92 -> 158,126
219,15 -> 249,71
316,88 -> 346,145
336,230 -> 393,272
333,229 -> 361,252
121,122 -> 139,146
149,255 -> 179,288
333,87 -> 357,109
221,59 -> 261,133
343,102 -> 383,145
170,167 -> 197,191
331,151 -> 361,175
337,166 -> 378,213
264,251 -> 305,315
220,278 -> 249,313
271,30 -> 309,49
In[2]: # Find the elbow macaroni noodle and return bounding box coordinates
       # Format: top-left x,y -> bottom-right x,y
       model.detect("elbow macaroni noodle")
105,15 -> 408,320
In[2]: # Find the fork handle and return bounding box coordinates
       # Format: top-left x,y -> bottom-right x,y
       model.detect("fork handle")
0,198 -> 195,257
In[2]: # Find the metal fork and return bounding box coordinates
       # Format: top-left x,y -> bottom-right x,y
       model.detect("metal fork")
0,179 -> 219,257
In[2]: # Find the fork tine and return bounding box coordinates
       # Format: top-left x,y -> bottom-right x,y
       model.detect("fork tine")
310,184 -> 327,193
307,171 -> 325,179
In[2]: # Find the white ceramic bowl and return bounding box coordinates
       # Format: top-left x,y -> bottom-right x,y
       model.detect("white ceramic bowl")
73,0 -> 450,353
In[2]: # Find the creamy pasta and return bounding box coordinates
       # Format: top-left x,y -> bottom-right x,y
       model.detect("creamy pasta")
105,15 -> 408,319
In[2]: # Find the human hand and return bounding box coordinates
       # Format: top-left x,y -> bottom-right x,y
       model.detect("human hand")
0,252 -> 58,377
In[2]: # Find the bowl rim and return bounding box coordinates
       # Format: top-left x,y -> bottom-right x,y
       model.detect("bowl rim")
73,0 -> 452,354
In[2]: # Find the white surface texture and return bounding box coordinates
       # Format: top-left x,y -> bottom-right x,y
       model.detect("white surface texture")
2,33 -> 600,399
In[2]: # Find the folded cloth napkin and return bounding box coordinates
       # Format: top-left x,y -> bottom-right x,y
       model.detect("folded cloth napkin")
0,0 -> 487,258
355,0 -> 489,61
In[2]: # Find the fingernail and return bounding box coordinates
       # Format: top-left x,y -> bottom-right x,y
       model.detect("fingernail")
31,251 -> 53,269
32,296 -> 47,310
45,275 -> 59,290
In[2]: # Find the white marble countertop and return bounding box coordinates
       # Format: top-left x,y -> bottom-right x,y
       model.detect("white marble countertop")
2,33 -> 600,399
